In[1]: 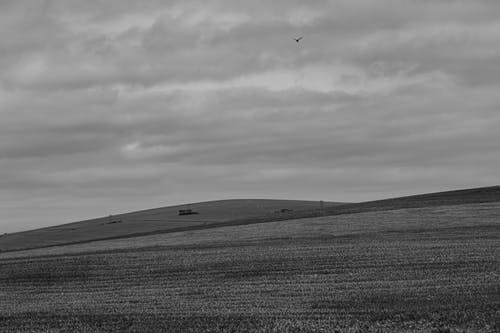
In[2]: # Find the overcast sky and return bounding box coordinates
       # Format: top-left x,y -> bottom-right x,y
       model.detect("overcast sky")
1,0 -> 499,232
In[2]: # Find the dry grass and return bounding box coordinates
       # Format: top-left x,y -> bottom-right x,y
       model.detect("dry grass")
1,202 -> 498,259
0,201 -> 499,332
3,186 -> 497,253
0,199 -> 342,252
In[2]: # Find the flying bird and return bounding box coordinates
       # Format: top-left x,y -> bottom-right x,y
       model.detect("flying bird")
293,36 -> 303,43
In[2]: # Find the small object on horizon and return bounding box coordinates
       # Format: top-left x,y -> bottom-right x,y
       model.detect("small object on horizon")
273,208 -> 293,214
178,209 -> 199,216
178,204 -> 199,216
293,36 -> 303,43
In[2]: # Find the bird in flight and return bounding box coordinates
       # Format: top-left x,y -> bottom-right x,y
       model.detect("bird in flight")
293,36 -> 303,43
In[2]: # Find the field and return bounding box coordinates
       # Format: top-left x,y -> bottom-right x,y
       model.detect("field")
0,199 -> 343,252
0,194 -> 499,332
2,186 -> 498,253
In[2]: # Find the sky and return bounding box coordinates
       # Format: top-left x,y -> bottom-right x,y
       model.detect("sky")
1,0 -> 499,232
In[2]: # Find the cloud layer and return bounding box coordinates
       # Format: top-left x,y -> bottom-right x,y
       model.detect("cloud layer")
1,0 -> 499,232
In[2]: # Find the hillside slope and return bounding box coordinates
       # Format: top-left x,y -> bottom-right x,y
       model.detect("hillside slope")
1,185 -> 498,253
1,200 -> 498,332
0,199 -> 342,252
325,185 -> 500,214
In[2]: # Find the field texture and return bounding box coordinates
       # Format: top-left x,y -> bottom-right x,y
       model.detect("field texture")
0,202 -> 499,332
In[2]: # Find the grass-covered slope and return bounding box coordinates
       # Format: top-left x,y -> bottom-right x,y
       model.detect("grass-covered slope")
0,199 -> 342,252
325,185 -> 500,214
213,186 -> 500,232
0,199 -> 499,332
1,186 -> 499,253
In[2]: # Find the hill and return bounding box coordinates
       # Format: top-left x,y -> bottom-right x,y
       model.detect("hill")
224,185 -> 500,226
0,192 -> 498,332
325,185 -> 500,213
0,199 -> 343,252
1,186 -> 499,252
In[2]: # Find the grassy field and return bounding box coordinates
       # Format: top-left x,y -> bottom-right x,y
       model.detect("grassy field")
0,199 -> 343,252
2,186 -> 498,254
0,199 -> 498,332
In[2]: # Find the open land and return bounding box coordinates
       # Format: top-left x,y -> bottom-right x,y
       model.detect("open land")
0,199 -> 343,252
0,187 -> 499,332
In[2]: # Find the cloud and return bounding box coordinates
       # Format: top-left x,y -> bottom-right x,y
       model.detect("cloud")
0,0 -> 499,232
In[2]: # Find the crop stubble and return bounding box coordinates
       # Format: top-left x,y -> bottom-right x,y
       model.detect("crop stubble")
0,203 -> 499,332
